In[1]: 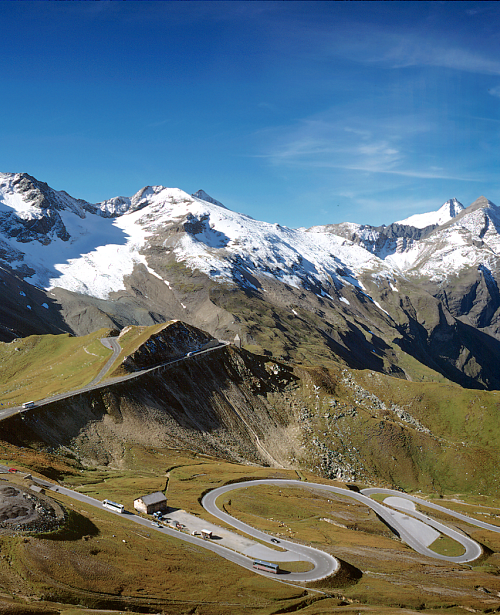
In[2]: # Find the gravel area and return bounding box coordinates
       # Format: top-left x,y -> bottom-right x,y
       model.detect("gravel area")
0,480 -> 65,534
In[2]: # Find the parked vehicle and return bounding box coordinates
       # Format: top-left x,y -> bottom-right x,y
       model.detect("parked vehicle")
102,499 -> 125,513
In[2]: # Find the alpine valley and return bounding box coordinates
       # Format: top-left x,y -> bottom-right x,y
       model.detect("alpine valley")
4,172 -> 500,614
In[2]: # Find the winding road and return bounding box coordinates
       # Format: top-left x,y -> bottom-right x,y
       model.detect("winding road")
21,474 -> 336,582
2,335 -> 500,577
0,339 -> 228,423
88,337 -> 122,386
362,487 -> 500,535
202,479 -> 497,565
3,468 -> 500,582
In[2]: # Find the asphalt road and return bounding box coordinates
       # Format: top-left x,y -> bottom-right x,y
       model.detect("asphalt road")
0,340 -> 228,423
202,482 -> 339,581
23,475 -> 334,582
362,487 -> 500,535
87,337 -> 122,386
203,479 -> 484,564
0,336 -> 492,571
1,468 -> 491,581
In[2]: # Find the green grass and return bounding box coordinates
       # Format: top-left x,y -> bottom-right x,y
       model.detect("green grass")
427,534 -> 466,557
301,363 -> 500,495
217,484 -> 396,548
0,322 -> 199,407
12,493 -> 304,612
5,442 -> 500,613
0,329 -> 113,407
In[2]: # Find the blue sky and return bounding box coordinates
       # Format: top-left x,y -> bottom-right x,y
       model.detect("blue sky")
1,1 -> 499,228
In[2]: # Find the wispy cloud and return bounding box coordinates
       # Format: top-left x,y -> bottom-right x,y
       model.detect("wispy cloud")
258,111 -> 479,182
367,33 -> 500,75
292,15 -> 500,76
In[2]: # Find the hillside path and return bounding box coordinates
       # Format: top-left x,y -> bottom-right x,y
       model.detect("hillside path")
0,342 -> 228,422
87,337 -> 122,386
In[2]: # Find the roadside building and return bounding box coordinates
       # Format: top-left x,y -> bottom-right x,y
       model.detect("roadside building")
133,491 -> 168,515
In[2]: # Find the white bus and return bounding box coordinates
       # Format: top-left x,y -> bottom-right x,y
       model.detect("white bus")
102,499 -> 125,513
21,401 -> 35,410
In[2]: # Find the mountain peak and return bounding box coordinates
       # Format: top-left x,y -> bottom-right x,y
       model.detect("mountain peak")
395,198 -> 465,229
443,197 -> 465,218
192,190 -> 226,209
467,196 -> 496,212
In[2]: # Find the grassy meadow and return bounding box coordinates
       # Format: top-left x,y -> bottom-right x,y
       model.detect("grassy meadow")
4,325 -> 500,612
2,439 -> 500,613
0,329 -> 113,407
105,321 -> 172,377
0,323 -> 181,407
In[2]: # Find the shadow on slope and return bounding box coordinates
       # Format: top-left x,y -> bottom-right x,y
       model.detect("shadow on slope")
0,267 -> 72,341
0,346 -> 300,469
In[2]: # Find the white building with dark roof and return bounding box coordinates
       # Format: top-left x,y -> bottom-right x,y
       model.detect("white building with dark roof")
133,491 -> 168,514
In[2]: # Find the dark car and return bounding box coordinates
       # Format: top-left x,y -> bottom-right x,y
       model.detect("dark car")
271,538 -> 280,543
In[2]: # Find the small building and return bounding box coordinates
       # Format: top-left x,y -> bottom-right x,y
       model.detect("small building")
133,491 -> 168,515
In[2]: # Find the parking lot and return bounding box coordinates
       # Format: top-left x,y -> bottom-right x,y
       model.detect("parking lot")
162,508 -> 308,562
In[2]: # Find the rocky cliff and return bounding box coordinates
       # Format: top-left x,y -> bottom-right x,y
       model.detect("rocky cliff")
2,344 -> 499,494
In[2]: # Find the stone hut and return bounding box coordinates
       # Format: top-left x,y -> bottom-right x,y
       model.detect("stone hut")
133,491 -> 168,515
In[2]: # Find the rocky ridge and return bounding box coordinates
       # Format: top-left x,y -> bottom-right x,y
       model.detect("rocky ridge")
2,173 -> 500,389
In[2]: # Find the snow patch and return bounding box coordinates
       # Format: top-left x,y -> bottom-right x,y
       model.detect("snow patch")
373,300 -> 389,316
396,198 -> 465,228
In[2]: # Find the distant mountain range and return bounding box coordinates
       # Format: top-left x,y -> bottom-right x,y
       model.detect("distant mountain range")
2,171 -> 500,389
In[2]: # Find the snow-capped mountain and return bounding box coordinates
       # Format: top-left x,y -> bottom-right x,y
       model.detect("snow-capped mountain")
395,198 -> 465,228
0,174 -> 485,300
0,173 -> 398,306
2,171 -> 500,390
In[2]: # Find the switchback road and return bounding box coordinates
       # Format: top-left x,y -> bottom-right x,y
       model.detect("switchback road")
1,469 -> 495,583
362,487 -> 500,536
20,474 -> 337,583
203,479 -> 485,564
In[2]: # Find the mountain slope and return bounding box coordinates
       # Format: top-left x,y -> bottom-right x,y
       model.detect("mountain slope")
2,172 -> 500,388
2,338 -> 499,495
